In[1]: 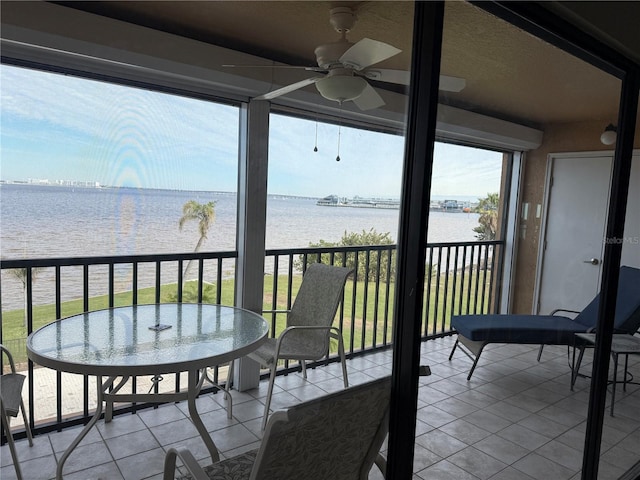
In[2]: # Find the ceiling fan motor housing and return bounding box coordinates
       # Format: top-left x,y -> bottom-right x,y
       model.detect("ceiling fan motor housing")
329,6 -> 357,33
314,41 -> 354,69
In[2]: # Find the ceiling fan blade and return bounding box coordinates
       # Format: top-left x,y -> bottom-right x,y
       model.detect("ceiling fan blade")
352,83 -> 385,111
363,68 -> 410,85
439,75 -> 466,92
363,70 -> 466,91
223,64 -> 323,72
339,38 -> 401,71
254,77 -> 322,101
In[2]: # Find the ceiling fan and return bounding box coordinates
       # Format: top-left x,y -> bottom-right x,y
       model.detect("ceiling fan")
224,6 -> 466,111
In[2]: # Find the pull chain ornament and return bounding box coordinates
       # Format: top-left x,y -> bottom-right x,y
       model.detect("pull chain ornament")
314,118 -> 319,152
336,124 -> 341,161
336,104 -> 342,161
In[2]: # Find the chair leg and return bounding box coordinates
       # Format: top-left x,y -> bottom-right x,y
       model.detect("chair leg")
467,354 -> 483,381
448,339 -> 459,360
1,404 -> 24,480
537,345 -> 545,362
623,353 -> 629,392
337,334 -> 349,388
453,336 -> 486,381
571,345 -> 586,390
224,361 -> 234,420
19,399 -> 33,446
610,352 -> 619,416
261,363 -> 278,431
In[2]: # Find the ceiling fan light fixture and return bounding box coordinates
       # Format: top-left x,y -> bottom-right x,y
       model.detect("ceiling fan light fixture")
600,123 -> 617,145
315,75 -> 367,102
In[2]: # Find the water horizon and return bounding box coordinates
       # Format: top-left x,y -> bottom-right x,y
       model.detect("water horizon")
1,183 -> 483,310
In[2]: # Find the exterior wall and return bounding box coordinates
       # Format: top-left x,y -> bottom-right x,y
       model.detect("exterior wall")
511,120 -> 640,313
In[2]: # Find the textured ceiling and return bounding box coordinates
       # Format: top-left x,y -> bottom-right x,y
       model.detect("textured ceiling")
57,1 -> 624,127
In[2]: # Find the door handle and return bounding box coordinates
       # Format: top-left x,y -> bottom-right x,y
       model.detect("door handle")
583,258 -> 600,265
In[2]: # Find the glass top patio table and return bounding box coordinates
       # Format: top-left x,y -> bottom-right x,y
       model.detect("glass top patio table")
27,303 -> 269,479
27,303 -> 269,376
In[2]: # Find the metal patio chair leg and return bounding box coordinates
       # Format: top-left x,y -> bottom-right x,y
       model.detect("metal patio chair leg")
1,402 -> 26,480
1,344 -> 34,480
449,339 -> 459,360
261,363 -> 278,431
333,329 -> 349,388
571,344 -> 587,390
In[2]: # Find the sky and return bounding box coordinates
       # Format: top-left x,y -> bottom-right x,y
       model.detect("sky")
1,64 -> 503,200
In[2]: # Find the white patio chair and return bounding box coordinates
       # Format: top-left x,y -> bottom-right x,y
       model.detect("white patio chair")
163,376 -> 391,480
249,263 -> 352,430
1,344 -> 34,480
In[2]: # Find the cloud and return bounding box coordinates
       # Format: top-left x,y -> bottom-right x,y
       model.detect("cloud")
2,64 -> 503,197
1,65 -> 240,190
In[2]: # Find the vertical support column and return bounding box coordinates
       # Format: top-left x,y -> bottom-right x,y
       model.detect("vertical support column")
500,152 -> 524,314
582,70 -> 639,480
387,2 -> 443,479
234,99 -> 270,391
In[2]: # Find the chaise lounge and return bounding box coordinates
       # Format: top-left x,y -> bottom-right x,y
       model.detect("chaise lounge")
449,265 -> 640,380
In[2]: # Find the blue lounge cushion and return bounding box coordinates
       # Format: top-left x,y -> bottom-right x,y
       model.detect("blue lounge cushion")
452,266 -> 640,345
452,314 -> 585,344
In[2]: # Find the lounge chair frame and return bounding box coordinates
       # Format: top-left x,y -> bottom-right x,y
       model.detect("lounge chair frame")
449,266 -> 640,381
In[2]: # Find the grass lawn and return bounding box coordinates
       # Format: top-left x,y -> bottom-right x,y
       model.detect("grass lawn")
2,270 -> 492,365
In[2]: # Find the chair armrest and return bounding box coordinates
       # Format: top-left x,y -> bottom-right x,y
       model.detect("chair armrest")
280,325 -> 338,332
612,327 -> 635,334
262,309 -> 291,314
163,447 -> 210,480
550,309 -> 581,318
374,453 -> 387,479
274,325 -> 342,357
583,327 -> 633,335
0,344 -> 18,374
277,325 -> 340,341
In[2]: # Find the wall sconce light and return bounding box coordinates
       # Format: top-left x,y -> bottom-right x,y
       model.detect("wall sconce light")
600,124 -> 617,145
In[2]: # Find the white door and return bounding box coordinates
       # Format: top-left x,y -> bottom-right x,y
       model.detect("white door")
536,153 -> 640,315
536,155 -> 611,314
621,156 -> 640,268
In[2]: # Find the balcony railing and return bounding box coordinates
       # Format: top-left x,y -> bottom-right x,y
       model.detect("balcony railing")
1,240 -> 502,441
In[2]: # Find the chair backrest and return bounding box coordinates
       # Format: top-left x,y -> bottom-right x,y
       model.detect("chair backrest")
1,344 -> 19,375
250,376 -> 391,480
287,263 -> 352,355
573,266 -> 640,333
1,344 -> 26,417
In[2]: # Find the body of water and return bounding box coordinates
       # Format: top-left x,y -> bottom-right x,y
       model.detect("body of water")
1,184 -> 481,309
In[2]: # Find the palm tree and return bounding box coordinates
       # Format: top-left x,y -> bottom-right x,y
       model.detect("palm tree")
10,267 -> 43,330
179,200 -> 216,279
473,193 -> 499,241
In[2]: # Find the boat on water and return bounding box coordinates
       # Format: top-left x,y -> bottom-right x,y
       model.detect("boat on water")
318,195 -> 474,212
316,195 -> 400,209
316,194 -> 347,206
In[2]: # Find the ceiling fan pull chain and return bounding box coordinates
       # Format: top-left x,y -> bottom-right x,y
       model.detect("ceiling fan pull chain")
314,118 -> 319,152
336,105 -> 342,161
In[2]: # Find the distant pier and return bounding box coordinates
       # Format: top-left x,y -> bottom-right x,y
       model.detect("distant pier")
317,195 -> 474,212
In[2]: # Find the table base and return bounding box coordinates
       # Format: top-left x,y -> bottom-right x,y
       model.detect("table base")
55,368 -> 230,480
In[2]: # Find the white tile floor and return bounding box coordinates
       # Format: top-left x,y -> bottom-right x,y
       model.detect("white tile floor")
2,336 -> 639,480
